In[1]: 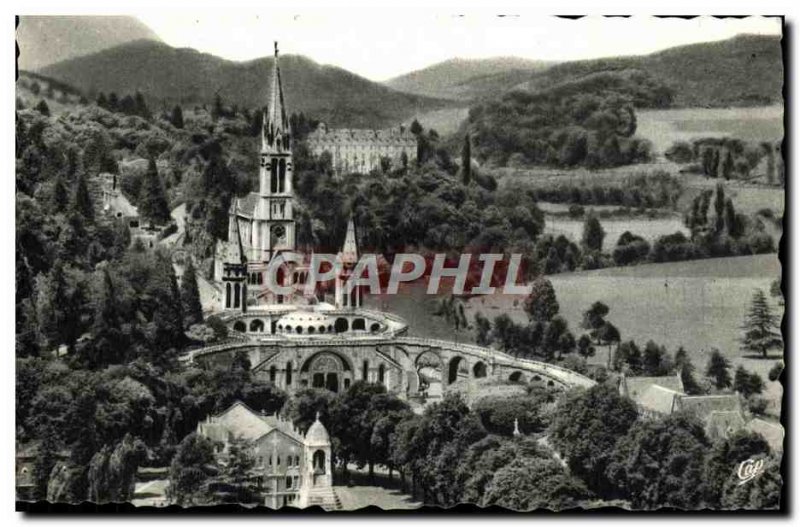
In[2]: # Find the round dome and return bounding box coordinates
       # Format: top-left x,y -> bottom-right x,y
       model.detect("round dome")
305,415 -> 330,444
276,310 -> 335,335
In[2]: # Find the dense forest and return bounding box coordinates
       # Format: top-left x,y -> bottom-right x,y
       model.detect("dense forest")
466,72 -> 659,168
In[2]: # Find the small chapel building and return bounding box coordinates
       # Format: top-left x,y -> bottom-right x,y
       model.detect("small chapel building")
197,401 -> 335,509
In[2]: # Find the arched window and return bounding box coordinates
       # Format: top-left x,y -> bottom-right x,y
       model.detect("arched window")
362,360 -> 369,381
286,362 -> 293,385
278,159 -> 286,193
269,366 -> 277,383
234,283 -> 241,308
225,283 -> 231,308
250,319 -> 264,333
270,161 -> 278,193
313,450 -> 326,473
352,318 -> 366,331
378,364 -> 385,384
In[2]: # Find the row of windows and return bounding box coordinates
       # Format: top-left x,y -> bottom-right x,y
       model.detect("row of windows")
257,454 -> 301,468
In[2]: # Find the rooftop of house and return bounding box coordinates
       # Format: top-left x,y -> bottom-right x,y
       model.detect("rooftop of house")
675,394 -> 744,420
635,384 -> 684,415
621,374 -> 685,398
746,418 -> 785,452
197,400 -> 320,445
307,123 -> 416,145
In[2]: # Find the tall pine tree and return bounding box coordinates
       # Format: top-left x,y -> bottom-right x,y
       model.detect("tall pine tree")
461,133 -> 472,185
741,289 -> 782,359
181,259 -> 203,327
139,157 -> 171,226
70,171 -> 94,222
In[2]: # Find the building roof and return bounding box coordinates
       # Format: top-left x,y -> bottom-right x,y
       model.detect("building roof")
307,123 -> 416,147
675,394 -> 743,421
233,192 -> 260,218
636,385 -> 683,415
305,413 -> 330,446
746,418 -> 785,452
622,374 -> 685,400
705,411 -> 747,442
197,401 -> 304,444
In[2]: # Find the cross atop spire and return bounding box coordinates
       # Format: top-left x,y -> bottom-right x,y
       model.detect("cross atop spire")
274,40 -> 278,57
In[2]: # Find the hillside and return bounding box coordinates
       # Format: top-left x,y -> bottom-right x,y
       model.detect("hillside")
384,57 -> 551,100
40,40 -> 453,128
400,34 -> 782,107
16,15 -> 161,71
512,34 -> 783,108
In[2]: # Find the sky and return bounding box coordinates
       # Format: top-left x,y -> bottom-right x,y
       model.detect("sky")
134,14 -> 782,81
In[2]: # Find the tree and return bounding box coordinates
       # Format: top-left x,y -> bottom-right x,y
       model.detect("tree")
613,340 -> 642,374
704,430 -> 772,508
89,267 -> 129,366
706,349 -> 732,389
581,301 -> 609,343
170,105 -> 185,129
524,277 -> 559,322
33,425 -> 61,500
222,436 -> 256,503
409,119 -> 423,135
722,149 -> 735,180
733,366 -> 764,398
168,433 -> 217,506
139,157 -> 171,226
549,384 -> 639,492
577,334 -> 595,358
542,316 -> 574,360
461,133 -> 472,185
606,412 -> 709,509
581,213 -> 605,252
714,183 -> 726,233
641,340 -> 673,376
70,171 -> 94,223
35,99 -> 50,116
483,456 -> 588,511
181,259 -> 204,327
674,347 -> 704,395
474,312 -> 492,346
740,289 -> 782,359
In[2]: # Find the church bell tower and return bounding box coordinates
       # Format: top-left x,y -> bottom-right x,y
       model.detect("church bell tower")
255,41 -> 295,262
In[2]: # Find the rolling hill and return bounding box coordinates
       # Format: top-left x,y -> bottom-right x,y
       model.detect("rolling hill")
384,57 -> 552,100
16,15 -> 161,71
516,34 -> 784,108
460,34 -> 783,107
38,40 -> 453,129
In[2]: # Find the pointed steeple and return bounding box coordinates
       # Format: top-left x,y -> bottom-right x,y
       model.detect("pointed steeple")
262,41 -> 291,153
338,215 -> 359,265
228,211 -> 247,266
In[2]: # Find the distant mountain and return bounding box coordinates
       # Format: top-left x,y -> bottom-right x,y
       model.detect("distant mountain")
39,40 -> 452,128
16,15 -> 161,71
384,57 -> 552,100
483,34 -> 784,108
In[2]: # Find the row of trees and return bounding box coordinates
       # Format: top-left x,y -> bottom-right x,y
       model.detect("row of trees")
666,137 -> 784,186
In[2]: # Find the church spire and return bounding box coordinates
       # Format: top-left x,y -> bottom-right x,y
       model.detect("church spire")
263,41 -> 291,153
338,215 -> 359,265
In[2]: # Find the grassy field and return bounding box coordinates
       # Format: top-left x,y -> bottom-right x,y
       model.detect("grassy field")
635,105 -> 784,157
464,254 -> 784,416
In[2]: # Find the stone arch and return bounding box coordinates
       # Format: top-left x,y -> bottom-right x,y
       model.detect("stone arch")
334,318 -> 349,333
269,365 -> 277,383
530,374 -> 544,385
370,322 -> 381,333
249,319 -> 265,333
509,371 -> 523,382
447,356 -> 466,385
406,370 -> 420,393
312,450 -> 326,473
472,361 -> 487,378
233,320 -> 246,333
352,318 -> 366,331
378,364 -> 386,384
286,362 -> 293,386
301,351 -> 352,393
